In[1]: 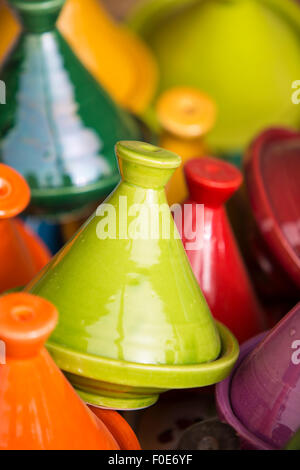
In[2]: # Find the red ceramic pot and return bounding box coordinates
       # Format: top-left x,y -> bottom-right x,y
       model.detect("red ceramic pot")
244,128 -> 300,298
179,157 -> 265,343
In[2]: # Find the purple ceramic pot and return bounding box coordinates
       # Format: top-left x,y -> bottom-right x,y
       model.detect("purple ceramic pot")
216,303 -> 300,450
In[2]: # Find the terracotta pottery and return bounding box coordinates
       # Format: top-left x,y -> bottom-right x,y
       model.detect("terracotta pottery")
179,157 -> 264,344
26,141 -> 239,410
156,87 -> 216,205
0,0 -> 157,114
0,164 -> 50,293
216,302 -> 300,450
0,0 -> 141,217
0,292 -> 125,450
244,128 -> 300,298
128,0 -> 300,154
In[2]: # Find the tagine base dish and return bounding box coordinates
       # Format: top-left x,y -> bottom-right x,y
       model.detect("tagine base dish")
47,322 -> 239,410
216,331 -> 273,450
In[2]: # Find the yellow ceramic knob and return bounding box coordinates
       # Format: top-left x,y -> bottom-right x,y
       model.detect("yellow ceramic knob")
0,0 -> 157,114
157,87 -> 217,206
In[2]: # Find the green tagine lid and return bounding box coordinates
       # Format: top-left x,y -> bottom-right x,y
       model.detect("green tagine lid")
26,141 -> 239,409
0,0 -> 141,217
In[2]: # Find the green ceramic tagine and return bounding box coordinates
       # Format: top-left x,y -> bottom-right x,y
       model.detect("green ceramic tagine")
26,141 -> 239,410
0,0 -> 141,217
128,0 -> 300,155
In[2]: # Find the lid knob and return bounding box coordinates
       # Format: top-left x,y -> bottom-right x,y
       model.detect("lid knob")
0,293 -> 58,359
156,87 -> 216,139
0,164 -> 30,219
116,141 -> 181,189
184,157 -> 243,206
9,0 -> 65,32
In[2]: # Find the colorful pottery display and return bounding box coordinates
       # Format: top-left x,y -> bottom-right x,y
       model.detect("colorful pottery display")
179,157 -> 264,344
0,0 -> 141,218
0,164 -> 50,294
26,141 -> 239,410
216,302 -> 300,450
244,128 -> 300,299
0,0 -> 157,114
0,292 -> 140,449
128,0 -> 300,154
157,87 -> 216,205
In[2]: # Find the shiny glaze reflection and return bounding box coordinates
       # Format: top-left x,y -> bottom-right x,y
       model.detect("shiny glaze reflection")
0,1 -> 141,214
27,147 -> 221,366
231,303 -> 300,449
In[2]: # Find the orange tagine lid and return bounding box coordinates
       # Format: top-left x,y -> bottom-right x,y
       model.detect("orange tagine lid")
0,293 -> 140,450
0,164 -> 50,293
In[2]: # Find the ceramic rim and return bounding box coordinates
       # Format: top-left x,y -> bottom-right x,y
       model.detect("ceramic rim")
47,322 -> 239,391
215,331 -> 276,450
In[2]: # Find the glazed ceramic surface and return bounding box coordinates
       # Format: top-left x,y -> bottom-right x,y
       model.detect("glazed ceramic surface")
245,128 -> 300,291
26,141 -> 239,409
217,302 -> 300,450
157,87 -> 216,205
179,157 -> 264,344
0,164 -> 50,293
0,0 -> 141,217
0,0 -> 157,113
0,292 -> 122,450
128,0 -> 300,153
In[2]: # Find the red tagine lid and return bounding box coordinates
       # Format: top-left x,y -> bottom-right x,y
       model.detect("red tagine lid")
184,156 -> 243,207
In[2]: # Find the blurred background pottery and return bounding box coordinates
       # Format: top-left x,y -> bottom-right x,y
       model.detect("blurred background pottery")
0,164 -> 50,294
156,87 -> 216,205
0,0 -> 141,218
0,0 -> 158,114
0,0 -> 20,62
285,428 -> 300,450
179,157 -> 265,343
216,302 -> 300,450
0,292 -> 132,450
128,0 -> 300,156
244,128 -> 300,302
26,141 -> 239,410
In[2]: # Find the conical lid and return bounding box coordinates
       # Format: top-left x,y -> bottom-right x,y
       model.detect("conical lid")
0,0 -> 157,113
0,292 -> 120,449
230,302 -> 300,449
26,141 -> 239,409
0,0 -> 141,217
0,164 -> 50,293
181,157 -> 264,343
